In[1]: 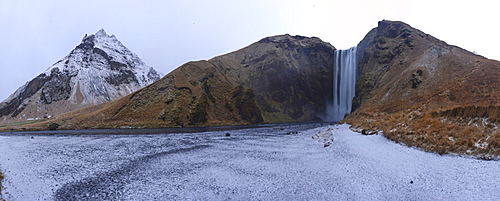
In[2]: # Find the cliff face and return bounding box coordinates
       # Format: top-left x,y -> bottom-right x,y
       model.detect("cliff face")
31,35 -> 335,129
345,21 -> 500,157
0,29 -> 162,124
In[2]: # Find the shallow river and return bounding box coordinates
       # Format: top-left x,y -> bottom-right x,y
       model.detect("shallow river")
0,123 -> 498,200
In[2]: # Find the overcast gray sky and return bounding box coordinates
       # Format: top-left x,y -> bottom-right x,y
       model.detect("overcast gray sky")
1,0 -> 498,101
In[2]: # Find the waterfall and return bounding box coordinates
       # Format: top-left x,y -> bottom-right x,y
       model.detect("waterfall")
331,47 -> 357,122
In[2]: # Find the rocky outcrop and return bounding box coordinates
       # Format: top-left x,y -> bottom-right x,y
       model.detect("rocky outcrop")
0,29 -> 162,123
20,34 -> 335,129
345,20 -> 500,157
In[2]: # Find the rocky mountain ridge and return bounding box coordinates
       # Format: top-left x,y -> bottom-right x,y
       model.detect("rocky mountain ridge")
18,34 -> 336,129
0,29 -> 162,123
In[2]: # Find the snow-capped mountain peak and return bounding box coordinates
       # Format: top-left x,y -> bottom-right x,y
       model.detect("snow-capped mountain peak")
96,28 -> 107,37
0,29 -> 163,123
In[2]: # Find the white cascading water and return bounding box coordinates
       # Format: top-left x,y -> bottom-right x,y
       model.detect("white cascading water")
332,46 -> 357,121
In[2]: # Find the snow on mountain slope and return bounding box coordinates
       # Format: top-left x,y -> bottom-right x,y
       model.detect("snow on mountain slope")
0,29 -> 162,123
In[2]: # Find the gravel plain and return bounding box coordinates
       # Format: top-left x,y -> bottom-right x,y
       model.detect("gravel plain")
0,123 -> 498,200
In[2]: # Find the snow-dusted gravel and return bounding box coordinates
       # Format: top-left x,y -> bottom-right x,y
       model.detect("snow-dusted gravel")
0,123 -> 498,200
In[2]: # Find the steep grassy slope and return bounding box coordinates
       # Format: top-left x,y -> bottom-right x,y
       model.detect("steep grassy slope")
10,35 -> 335,130
345,21 -> 500,157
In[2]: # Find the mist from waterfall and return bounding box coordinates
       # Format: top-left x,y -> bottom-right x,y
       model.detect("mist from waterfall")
327,47 -> 358,122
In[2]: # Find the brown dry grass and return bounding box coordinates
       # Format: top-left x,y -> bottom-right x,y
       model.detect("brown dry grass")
346,110 -> 500,158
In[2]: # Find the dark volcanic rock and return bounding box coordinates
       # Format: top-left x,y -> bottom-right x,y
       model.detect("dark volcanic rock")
0,75 -> 47,118
223,35 -> 336,122
104,69 -> 139,86
40,68 -> 73,104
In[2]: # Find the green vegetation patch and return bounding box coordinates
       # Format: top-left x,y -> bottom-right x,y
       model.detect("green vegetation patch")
233,86 -> 263,124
